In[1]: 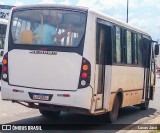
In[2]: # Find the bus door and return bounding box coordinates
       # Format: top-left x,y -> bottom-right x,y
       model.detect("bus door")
142,38 -> 151,101
95,19 -> 113,110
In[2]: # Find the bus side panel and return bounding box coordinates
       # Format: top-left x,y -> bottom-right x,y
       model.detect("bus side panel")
82,10 -> 96,91
111,66 -> 144,107
103,65 -> 112,109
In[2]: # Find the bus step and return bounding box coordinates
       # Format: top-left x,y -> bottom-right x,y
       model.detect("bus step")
94,109 -> 106,115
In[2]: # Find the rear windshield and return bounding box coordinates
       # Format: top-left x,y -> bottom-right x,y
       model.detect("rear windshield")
11,9 -> 87,47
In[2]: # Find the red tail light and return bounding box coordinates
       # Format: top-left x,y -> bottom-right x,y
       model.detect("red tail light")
82,72 -> 87,78
2,66 -> 7,72
57,94 -> 70,97
2,53 -> 8,82
78,58 -> 91,89
62,94 -> 70,97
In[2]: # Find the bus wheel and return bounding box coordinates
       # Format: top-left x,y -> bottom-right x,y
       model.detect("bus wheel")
139,100 -> 149,110
108,95 -> 119,123
39,109 -> 61,118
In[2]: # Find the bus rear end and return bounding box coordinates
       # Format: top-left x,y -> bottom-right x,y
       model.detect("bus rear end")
0,19 -> 8,78
1,5 -> 93,115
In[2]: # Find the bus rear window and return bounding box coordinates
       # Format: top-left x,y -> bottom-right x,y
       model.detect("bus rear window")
11,9 -> 86,47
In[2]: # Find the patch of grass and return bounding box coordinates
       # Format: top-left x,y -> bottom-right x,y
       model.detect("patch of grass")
150,130 -> 160,133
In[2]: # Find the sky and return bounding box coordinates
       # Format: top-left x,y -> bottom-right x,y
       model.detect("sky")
0,0 -> 160,41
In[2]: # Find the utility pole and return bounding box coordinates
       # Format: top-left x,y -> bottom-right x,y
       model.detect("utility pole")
127,0 -> 129,23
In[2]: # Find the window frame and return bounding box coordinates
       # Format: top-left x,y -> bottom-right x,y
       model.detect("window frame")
137,34 -> 143,66
114,26 -> 122,64
96,18 -> 113,65
10,8 -> 87,48
126,30 -> 132,64
8,8 -> 88,55
112,24 -> 151,67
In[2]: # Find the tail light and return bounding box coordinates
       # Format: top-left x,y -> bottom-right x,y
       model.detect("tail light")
2,53 -> 8,82
78,57 -> 91,88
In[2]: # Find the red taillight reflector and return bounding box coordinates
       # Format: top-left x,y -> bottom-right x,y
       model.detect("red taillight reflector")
83,65 -> 88,71
13,89 -> 18,92
82,72 -> 87,78
2,59 -> 7,65
63,94 -> 70,97
57,94 -> 70,97
2,66 -> 7,72
13,89 -> 24,93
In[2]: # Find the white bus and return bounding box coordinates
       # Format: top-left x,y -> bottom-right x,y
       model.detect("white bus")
0,18 -> 8,71
0,5 -> 13,77
0,18 -> 19,78
1,4 -> 159,123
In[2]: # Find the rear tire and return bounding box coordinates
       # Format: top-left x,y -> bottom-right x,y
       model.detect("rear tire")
107,95 -> 119,123
139,100 -> 149,110
39,109 -> 61,118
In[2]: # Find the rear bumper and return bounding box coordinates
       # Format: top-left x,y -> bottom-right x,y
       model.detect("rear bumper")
1,81 -> 93,111
12,101 -> 91,115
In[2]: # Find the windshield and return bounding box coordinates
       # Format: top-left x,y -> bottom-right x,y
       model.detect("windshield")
11,9 -> 86,47
0,24 -> 7,49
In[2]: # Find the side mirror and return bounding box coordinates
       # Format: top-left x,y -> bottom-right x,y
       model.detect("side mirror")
155,44 -> 159,55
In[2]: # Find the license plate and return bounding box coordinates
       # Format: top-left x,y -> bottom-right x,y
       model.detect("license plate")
33,94 -> 49,101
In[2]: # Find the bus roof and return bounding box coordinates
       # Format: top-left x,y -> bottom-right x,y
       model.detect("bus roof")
14,4 -> 151,38
14,4 -> 88,12
89,9 -> 151,38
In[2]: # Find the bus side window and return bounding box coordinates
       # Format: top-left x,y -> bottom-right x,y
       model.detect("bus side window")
121,29 -> 126,64
138,34 -> 143,66
133,33 -> 138,65
142,37 -> 151,68
115,26 -> 122,63
96,25 -> 105,64
126,30 -> 132,64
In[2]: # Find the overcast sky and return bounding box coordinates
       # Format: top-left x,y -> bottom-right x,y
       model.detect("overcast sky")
1,0 -> 160,41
